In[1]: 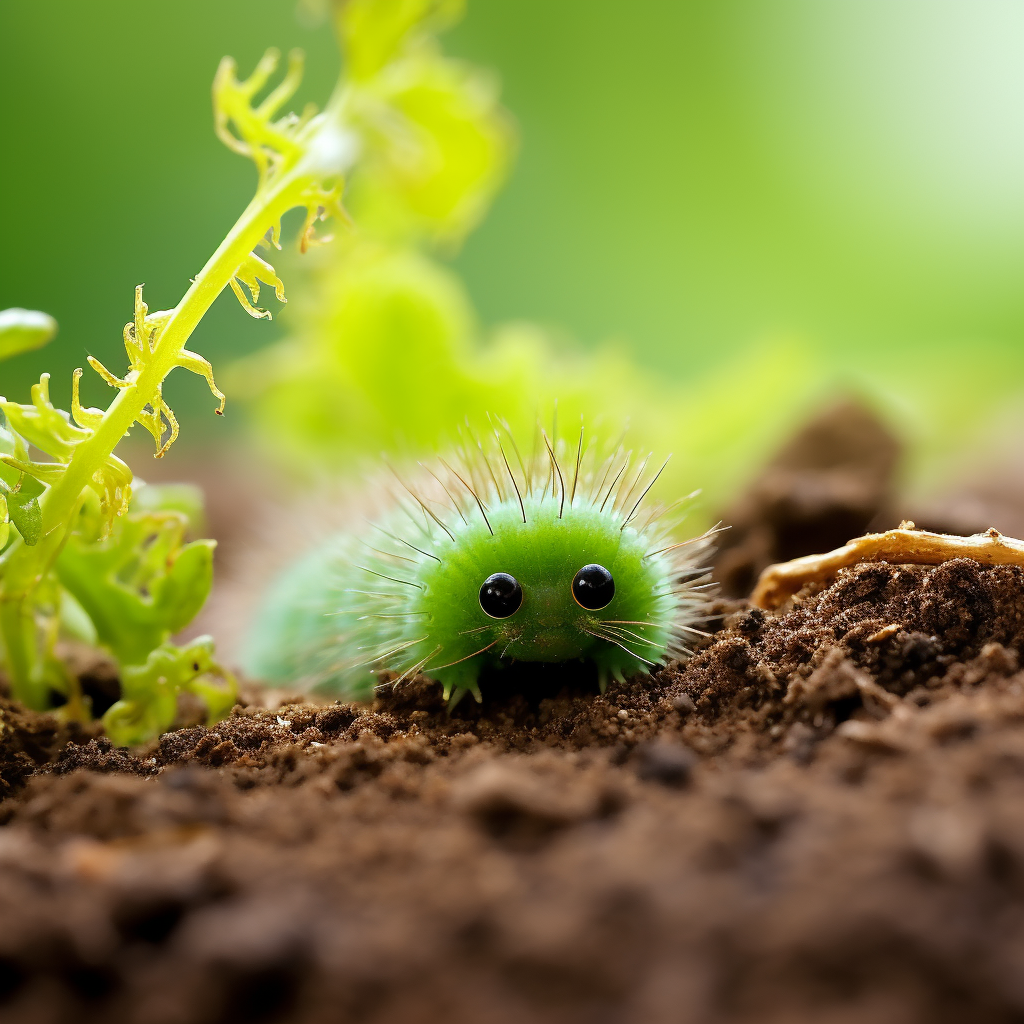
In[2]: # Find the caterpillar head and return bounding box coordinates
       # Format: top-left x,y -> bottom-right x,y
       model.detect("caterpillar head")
360,428 -> 715,703
409,497 -> 684,681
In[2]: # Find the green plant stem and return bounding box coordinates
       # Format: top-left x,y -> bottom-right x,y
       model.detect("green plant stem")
0,168 -> 309,708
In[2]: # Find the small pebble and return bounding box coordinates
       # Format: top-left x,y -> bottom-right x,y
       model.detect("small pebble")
635,741 -> 696,789
671,693 -> 696,715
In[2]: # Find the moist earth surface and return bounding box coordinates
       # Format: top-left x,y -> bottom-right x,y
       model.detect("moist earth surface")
3,405 -> 1024,1024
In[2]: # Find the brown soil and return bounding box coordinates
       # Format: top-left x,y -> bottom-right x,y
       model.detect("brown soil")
4,404 -> 1024,1024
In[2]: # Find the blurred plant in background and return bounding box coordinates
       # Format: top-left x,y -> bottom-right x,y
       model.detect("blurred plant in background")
229,0 -> 828,517
5,0 -> 1023,510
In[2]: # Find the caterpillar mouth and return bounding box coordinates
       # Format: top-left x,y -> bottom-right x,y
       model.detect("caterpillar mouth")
498,625 -> 591,663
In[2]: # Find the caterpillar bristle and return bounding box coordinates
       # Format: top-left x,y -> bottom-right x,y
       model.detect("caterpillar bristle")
362,544 -> 418,565
496,439 -> 527,523
591,446 -> 621,507
598,455 -> 630,513
569,423 -> 585,506
391,471 -> 457,543
370,524 -> 442,564
392,645 -> 443,686
356,566 -> 423,589
614,452 -> 650,517
428,639 -> 498,672
540,429 -> 567,518
468,425 -> 505,503
439,457 -> 494,535
420,463 -> 469,526
621,455 -> 671,529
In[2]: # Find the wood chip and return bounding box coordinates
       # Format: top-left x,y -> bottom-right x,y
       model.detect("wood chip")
751,527 -> 1024,610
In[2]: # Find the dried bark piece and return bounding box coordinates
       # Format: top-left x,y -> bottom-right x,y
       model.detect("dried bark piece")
751,524 -> 1024,610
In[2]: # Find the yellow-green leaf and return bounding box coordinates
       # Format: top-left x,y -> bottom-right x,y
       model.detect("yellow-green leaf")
0,309 -> 57,361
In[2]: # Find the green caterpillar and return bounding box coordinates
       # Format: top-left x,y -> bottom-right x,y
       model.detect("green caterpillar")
245,427 -> 714,706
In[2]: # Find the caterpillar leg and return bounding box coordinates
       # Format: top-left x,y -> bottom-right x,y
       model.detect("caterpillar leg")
438,665 -> 483,711
593,651 -> 652,694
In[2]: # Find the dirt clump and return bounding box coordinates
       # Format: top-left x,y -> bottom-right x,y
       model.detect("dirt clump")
0,695 -> 91,802
1,560 -> 1024,1021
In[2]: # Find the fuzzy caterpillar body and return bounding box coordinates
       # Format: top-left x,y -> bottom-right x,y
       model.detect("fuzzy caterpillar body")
246,430 -> 714,704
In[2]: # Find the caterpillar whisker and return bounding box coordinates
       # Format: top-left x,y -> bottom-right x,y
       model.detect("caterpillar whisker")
495,415 -> 531,498
426,639 -> 499,672
362,544 -> 419,565
637,490 -> 703,533
591,444 -> 623,507
601,619 -> 674,629
391,645 -> 443,687
463,420 -> 504,504
599,454 -> 631,513
582,627 -> 656,666
669,624 -> 712,637
362,636 -> 428,659
598,625 -> 664,650
420,463 -> 469,525
613,451 -> 651,517
356,566 -> 423,589
540,428 -> 566,516
645,535 -> 711,559
358,612 -> 428,620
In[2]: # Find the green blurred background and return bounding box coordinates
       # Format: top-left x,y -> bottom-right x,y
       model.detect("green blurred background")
3,0 -> 1023,484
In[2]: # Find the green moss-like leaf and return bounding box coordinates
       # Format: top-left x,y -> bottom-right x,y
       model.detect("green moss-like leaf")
103,636 -> 235,748
54,509 -> 214,666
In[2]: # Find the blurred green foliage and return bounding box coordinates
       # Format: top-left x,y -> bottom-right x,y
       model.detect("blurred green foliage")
3,0 -> 1023,501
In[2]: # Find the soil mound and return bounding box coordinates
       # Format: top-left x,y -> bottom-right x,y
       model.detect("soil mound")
714,400 -> 901,597
2,557 -> 1024,1023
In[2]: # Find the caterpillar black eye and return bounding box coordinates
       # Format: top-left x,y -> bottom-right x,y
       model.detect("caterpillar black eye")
572,563 -> 615,610
479,572 -> 523,618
